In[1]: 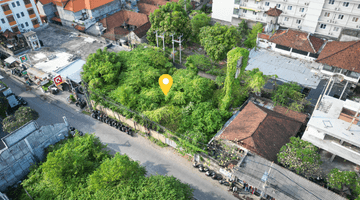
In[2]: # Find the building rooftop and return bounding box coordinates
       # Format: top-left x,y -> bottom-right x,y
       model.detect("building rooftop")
246,49 -> 323,89
265,6 -> 282,17
268,29 -> 324,54
308,95 -> 360,147
316,40 -> 360,73
137,2 -> 159,16
219,101 -> 306,162
61,0 -> 114,13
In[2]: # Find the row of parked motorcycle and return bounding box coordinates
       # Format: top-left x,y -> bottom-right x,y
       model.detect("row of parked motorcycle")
91,110 -> 134,136
193,162 -> 238,191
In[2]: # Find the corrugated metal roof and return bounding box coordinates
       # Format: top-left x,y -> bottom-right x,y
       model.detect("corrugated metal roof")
56,59 -> 86,83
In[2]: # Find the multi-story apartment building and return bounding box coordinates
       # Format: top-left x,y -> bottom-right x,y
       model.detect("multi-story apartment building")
213,0 -> 360,38
302,95 -> 360,166
0,0 -> 42,33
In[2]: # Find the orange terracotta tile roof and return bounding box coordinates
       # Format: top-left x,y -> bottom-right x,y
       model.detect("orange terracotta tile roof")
137,2 -> 159,16
2,29 -> 17,38
316,40 -> 360,73
51,16 -> 62,22
74,25 -> 85,31
63,0 -> 114,13
268,29 -> 324,54
100,10 -> 149,41
133,21 -> 151,38
265,6 -> 282,17
258,33 -> 270,40
38,0 -> 52,4
220,101 -> 305,162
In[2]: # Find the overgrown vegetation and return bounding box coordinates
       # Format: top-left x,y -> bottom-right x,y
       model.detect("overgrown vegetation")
190,11 -> 211,43
237,20 -> 249,39
199,23 -> 241,61
82,47 -> 236,154
327,168 -> 360,199
277,137 -> 322,178
244,22 -> 263,49
13,134 -> 193,199
41,80 -> 53,92
185,54 -> 225,76
2,106 -> 39,133
272,82 -> 308,112
149,136 -> 168,148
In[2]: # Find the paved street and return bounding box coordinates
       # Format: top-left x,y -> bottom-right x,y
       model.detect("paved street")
0,71 -> 236,200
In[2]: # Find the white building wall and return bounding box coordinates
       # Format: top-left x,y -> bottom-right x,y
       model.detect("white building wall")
0,0 -> 42,32
213,0 -> 360,38
212,0 -> 233,22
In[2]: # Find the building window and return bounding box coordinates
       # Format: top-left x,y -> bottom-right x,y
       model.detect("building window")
1,19 -> 5,24
338,14 -> 344,19
324,12 -> 330,17
234,0 -> 240,4
353,17 -> 359,22
32,18 -> 39,25
6,15 -> 15,23
296,19 -> 302,24
320,24 -> 326,29
253,11 -> 257,15
276,4 -> 281,8
12,2 -> 16,7
16,1 -> 20,6
16,13 -> 20,18
265,2 -> 270,6
299,8 -> 305,12
287,6 -> 292,10
243,9 -> 247,13
329,0 -> 335,4
25,22 -> 29,26
1,4 -> 10,12
333,27 -> 339,31
20,23 -> 24,28
255,1 -> 259,4
358,4 -> 360,9
21,12 -> 24,17
284,17 -> 289,21
12,26 -> 19,32
27,9 -> 35,15
343,2 -> 349,7
233,8 -> 239,15
263,13 -> 267,17
23,0 -> 31,5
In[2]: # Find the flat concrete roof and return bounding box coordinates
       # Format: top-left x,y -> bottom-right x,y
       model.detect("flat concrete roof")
246,49 -> 323,89
34,52 -> 73,74
308,95 -> 360,146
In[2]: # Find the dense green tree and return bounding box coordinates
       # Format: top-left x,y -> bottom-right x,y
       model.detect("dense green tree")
178,0 -> 192,12
237,19 -> 249,38
277,137 -> 322,178
147,2 -> 191,46
199,23 -> 241,61
242,68 -> 271,94
272,82 -> 308,112
185,54 -> 212,72
19,134 -> 193,200
2,106 -> 39,133
327,168 -> 358,191
244,22 -> 263,49
190,12 -> 211,42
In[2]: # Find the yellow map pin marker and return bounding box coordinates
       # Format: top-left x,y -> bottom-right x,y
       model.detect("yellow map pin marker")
159,74 -> 173,95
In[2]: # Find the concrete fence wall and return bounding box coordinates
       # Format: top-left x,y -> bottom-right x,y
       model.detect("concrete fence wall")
0,121 -> 68,192
94,103 -> 172,145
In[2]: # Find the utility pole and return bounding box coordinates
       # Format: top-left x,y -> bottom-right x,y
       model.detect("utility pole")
261,162 -> 274,198
170,33 -> 175,63
171,34 -> 183,64
159,31 -> 166,52
154,30 -> 159,48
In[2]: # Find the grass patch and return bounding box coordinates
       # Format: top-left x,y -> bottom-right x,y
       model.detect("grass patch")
81,110 -> 91,115
149,136 -> 168,148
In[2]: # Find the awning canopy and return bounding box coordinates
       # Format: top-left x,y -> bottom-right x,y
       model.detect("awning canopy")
51,17 -> 62,23
56,59 -> 86,83
4,56 -> 17,64
26,67 -> 49,80
7,95 -> 19,108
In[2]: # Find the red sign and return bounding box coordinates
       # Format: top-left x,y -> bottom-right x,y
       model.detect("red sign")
54,75 -> 64,86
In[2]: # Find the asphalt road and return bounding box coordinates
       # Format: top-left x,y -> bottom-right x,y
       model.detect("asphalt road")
1,72 -> 237,200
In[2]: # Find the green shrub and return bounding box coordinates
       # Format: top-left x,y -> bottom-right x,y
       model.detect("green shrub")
244,22 -> 263,49
2,107 -> 39,133
70,94 -> 76,102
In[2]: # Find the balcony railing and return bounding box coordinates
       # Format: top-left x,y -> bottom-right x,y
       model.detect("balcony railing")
233,9 -> 240,15
235,0 -> 241,5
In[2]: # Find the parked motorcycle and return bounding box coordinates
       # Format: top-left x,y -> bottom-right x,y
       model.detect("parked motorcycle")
16,96 -> 27,105
205,171 -> 215,177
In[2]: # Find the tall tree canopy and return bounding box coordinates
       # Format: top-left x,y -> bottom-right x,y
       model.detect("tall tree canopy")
190,11 -> 211,42
199,23 -> 241,61
18,134 -> 194,199
277,137 -> 322,178
147,2 -> 191,46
